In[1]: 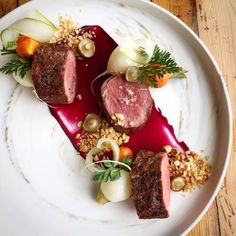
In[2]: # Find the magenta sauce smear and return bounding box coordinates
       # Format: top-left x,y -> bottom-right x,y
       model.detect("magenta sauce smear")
50,25 -> 188,156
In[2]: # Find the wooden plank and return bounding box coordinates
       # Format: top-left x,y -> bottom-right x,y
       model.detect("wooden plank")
0,0 -> 17,18
189,202 -> 220,236
195,0 -> 236,235
152,1 -> 221,235
151,0 -> 198,33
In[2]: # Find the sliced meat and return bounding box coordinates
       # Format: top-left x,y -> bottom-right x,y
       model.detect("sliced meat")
32,43 -> 76,104
101,76 -> 153,134
131,150 -> 170,219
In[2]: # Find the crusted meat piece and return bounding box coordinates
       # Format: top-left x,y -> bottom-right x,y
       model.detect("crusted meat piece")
131,150 -> 170,219
32,43 -> 76,104
101,76 -> 153,134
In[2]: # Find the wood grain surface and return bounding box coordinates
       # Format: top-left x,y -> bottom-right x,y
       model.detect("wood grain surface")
0,0 -> 235,235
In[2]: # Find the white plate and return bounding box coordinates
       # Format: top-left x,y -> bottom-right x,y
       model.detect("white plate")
0,0 -> 232,235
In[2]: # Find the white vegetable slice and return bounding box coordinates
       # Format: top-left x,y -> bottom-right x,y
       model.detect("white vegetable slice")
85,137 -> 120,172
8,18 -> 56,42
85,147 -> 102,172
101,170 -> 131,202
106,46 -> 138,75
120,38 -> 155,64
12,70 -> 34,87
32,9 -> 57,29
97,137 -> 120,162
1,29 -> 19,49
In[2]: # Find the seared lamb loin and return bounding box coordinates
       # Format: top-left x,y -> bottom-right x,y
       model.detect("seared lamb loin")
101,76 -> 153,134
32,43 -> 76,104
131,150 -> 170,219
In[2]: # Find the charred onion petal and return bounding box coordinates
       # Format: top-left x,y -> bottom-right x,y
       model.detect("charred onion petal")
126,66 -> 139,82
171,176 -> 186,192
82,113 -> 101,133
78,38 -> 95,58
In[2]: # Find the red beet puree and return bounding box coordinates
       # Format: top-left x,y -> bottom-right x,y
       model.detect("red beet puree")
49,25 -> 188,155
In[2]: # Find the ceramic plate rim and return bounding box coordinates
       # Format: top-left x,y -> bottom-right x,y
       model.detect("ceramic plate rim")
0,0 -> 233,235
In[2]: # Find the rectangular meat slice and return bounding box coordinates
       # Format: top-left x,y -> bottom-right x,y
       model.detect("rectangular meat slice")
32,43 -> 76,104
131,150 -> 170,219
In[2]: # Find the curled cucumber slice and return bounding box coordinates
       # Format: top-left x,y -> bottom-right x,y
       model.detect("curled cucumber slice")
0,29 -> 19,50
32,9 -> 57,29
8,17 -> 56,42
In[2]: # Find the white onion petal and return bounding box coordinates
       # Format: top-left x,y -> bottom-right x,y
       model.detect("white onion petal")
85,147 -> 102,172
97,137 -> 120,162
106,46 -> 138,75
12,70 -> 34,87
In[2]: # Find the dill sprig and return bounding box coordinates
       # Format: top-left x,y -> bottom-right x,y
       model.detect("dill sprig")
0,55 -> 32,78
90,157 -> 132,183
137,45 -> 185,87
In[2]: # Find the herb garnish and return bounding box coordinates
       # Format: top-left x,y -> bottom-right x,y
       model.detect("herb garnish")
137,45 -> 187,87
91,157 -> 132,183
0,55 -> 32,78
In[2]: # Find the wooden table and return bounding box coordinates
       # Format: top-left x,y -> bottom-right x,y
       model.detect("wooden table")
0,0 -> 235,235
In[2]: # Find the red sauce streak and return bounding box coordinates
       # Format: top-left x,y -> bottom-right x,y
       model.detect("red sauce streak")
49,25 -> 188,156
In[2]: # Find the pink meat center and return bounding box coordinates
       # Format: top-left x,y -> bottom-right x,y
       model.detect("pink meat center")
64,51 -> 76,103
104,77 -> 152,127
161,155 -> 170,211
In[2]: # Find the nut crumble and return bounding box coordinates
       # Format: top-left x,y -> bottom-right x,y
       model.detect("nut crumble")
162,145 -> 211,191
50,16 -> 95,57
76,119 -> 129,153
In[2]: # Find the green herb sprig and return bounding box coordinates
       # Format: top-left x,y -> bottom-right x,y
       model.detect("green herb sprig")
0,55 -> 32,78
137,45 -> 187,87
91,157 -> 133,183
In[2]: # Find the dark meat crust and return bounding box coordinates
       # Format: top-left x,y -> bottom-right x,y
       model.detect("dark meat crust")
32,43 -> 76,104
131,150 -> 169,219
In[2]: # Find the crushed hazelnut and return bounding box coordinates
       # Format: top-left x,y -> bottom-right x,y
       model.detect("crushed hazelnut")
162,145 -> 172,153
76,119 -> 129,153
163,146 -> 211,191
49,16 -> 95,58
111,113 -> 124,126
